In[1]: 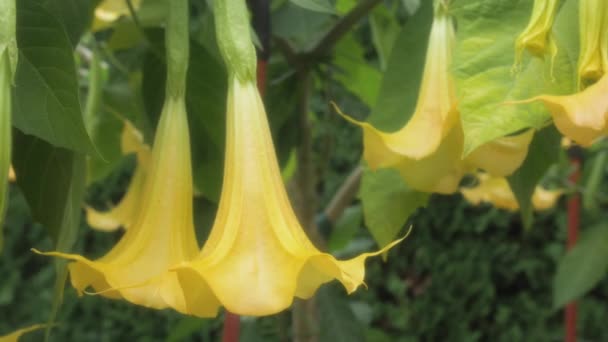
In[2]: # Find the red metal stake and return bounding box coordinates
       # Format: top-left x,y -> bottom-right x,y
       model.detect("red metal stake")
222,312 -> 241,342
565,153 -> 582,342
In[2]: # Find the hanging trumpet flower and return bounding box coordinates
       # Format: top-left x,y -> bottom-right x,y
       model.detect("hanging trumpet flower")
511,1 -> 608,146
461,173 -> 562,211
337,1 -> 534,194
338,4 -> 456,165
513,0 -> 559,70
171,0 -> 402,317
578,0 -> 608,85
85,121 -> 151,232
0,0 -> 16,251
512,73 -> 608,146
35,1 -> 199,310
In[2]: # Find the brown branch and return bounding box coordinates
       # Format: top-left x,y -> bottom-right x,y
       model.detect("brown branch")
274,0 -> 382,68
308,0 -> 382,58
324,166 -> 363,224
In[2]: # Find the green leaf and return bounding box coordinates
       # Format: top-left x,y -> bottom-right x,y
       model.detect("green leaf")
290,0 -> 335,14
12,131 -> 86,340
507,125 -> 561,228
333,34 -> 382,107
0,0 -> 17,77
318,285 -> 365,342
41,0 -> 96,46
360,168 -> 428,248
452,0 -> 578,155
13,1 -> 96,154
370,4 -> 400,70
272,3 -> 333,51
367,0 -> 433,131
553,223 -> 608,309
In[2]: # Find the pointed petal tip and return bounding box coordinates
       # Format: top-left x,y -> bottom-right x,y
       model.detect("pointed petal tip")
331,101 -> 367,127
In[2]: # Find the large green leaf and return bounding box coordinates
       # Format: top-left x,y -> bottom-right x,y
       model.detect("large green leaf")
366,0 -> 433,131
369,4 -> 400,70
452,0 -> 578,155
41,0 -> 96,46
12,130 -> 86,340
553,223 -> 608,309
360,168 -> 428,248
13,1 -> 96,154
507,125 -> 561,228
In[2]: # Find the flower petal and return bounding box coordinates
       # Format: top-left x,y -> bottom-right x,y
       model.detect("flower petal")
512,74 -> 608,146
466,130 -> 534,176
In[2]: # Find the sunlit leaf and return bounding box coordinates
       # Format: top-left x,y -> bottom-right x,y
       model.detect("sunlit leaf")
334,34 -> 381,107
452,0 -> 578,155
360,168 -> 428,248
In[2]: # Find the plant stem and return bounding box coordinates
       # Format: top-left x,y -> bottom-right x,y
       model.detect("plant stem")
291,68 -> 321,342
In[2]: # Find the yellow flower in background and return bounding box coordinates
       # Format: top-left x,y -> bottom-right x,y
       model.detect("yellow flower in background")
514,74 -> 608,146
387,127 -> 533,194
338,11 -> 456,165
172,77 -> 402,317
85,120 -> 151,232
7,165 -> 15,182
0,324 -> 45,342
466,130 -> 534,177
578,0 -> 608,85
513,0 -> 558,70
36,97 -> 199,310
92,0 -> 142,31
461,173 -> 562,211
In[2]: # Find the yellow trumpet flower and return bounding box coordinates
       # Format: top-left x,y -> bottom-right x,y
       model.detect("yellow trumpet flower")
92,0 -> 142,31
513,0 -> 558,70
7,166 -> 15,182
0,324 -> 45,342
461,173 -> 562,211
36,96 -> 199,310
85,121 -> 151,232
513,74 -> 608,146
338,12 -> 456,165
337,4 -> 535,194
173,77 -> 402,317
578,0 -> 608,85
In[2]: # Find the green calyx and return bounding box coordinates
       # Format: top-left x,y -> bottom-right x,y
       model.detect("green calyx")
214,0 -> 257,83
0,0 -> 17,80
165,0 -> 189,99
